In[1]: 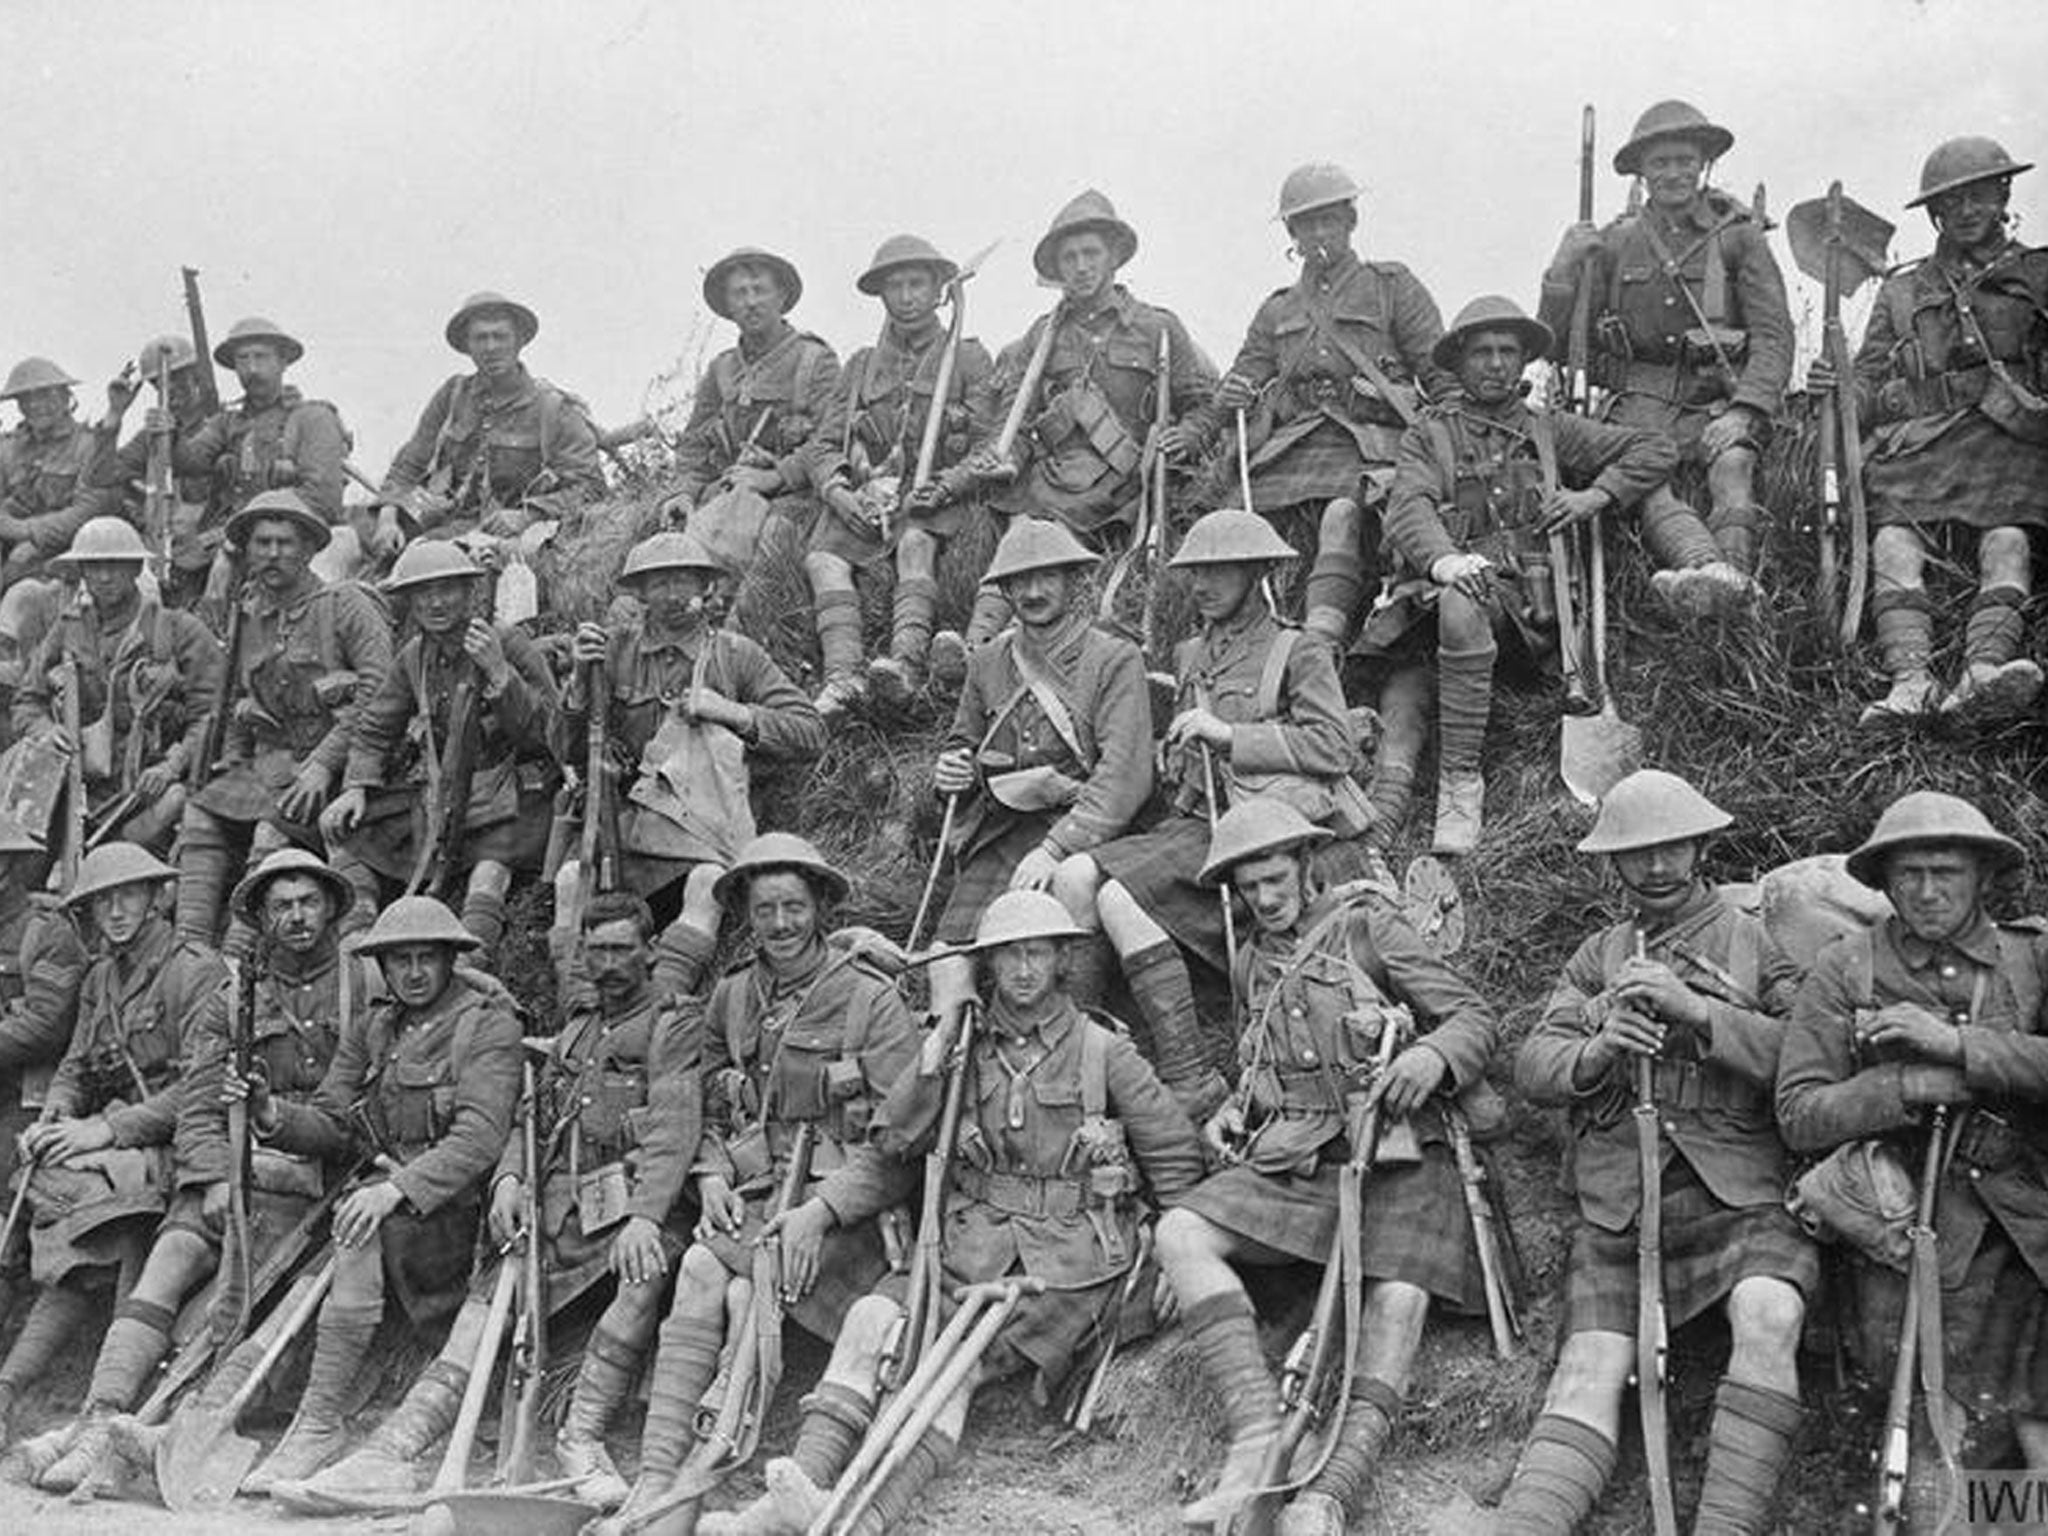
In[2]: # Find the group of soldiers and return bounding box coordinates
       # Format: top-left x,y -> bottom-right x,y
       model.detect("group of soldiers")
0,93 -> 2037,1536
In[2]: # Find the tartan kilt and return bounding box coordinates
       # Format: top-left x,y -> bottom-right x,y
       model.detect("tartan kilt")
1178,1139 -> 1485,1313
519,1168 -> 691,1314
382,1190 -> 487,1327
1091,816 -> 1225,973
157,1181 -> 322,1256
25,1145 -> 172,1285
1865,412 -> 2048,531
935,813 -> 1054,946
807,489 -> 978,567
696,1187 -> 890,1342
347,781 -> 553,883
1565,1159 -> 1819,1335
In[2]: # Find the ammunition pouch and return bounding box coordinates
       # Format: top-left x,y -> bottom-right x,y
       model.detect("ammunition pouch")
1682,325 -> 1749,370
1951,1109 -> 2038,1176
1981,368 -> 2048,446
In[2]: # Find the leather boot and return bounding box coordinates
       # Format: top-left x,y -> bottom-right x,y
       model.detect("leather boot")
1431,769 -> 1485,856
1492,1413 -> 1617,1535
871,575 -> 938,708
36,1408 -> 115,1494
1278,1377 -> 1400,1535
927,630 -> 969,692
1692,1380 -> 1801,1536
1179,1293 -> 1282,1528
1943,585 -> 2042,723
1859,590 -> 1937,726
297,1358 -> 466,1500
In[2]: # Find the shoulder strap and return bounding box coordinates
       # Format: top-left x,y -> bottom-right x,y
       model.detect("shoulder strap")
1254,627 -> 1299,720
1006,638 -> 1086,762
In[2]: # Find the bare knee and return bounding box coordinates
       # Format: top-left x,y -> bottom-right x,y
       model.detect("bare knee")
1726,1277 -> 1804,1359
1981,526 -> 2033,589
680,864 -> 724,928
1706,444 -> 1757,500
1543,1329 -> 1634,1413
1871,525 -> 1926,585
1049,854 -> 1102,926
805,551 -> 853,593
897,529 -> 937,577
1318,497 -> 1362,552
670,1244 -> 729,1320
1154,1207 -> 1229,1274
467,860 -> 512,899
1436,589 -> 1496,650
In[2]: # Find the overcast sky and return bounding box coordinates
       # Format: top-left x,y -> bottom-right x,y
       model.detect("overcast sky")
3,0 -> 2042,472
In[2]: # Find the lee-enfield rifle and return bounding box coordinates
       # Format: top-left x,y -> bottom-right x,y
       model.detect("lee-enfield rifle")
1874,1108 -> 1961,1536
498,1053 -> 549,1483
1633,933 -> 1678,1536
406,624 -> 484,900
884,998 -> 981,1392
182,267 -> 223,419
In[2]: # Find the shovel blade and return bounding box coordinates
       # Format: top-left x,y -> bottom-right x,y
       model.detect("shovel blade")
1560,707 -> 1643,807
414,1492 -> 602,1536
1785,192 -> 1895,289
154,1407 -> 259,1514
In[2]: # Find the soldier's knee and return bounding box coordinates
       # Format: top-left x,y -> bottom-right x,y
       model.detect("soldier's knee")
1705,444 -> 1757,499
1547,1329 -> 1634,1404
671,1244 -> 729,1313
1726,1276 -> 1805,1355
897,527 -> 937,571
1048,855 -> 1101,920
1435,589 -> 1496,649
329,1241 -> 387,1307
1980,526 -> 2032,584
680,864 -> 724,925
837,1293 -> 904,1359
1870,525 -> 1926,581
467,860 -> 513,899
805,550 -> 853,592
1317,497 -> 1362,550
1153,1206 -> 1223,1271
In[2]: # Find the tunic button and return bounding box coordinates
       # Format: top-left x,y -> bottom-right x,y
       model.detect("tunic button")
1970,1167 -> 1982,1180
582,1095 -> 593,1106
1939,965 -> 1957,979
1663,1120 -> 1678,1135
1301,1050 -> 1317,1065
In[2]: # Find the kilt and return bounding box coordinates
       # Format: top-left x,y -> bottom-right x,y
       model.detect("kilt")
346,781 -> 552,883
381,1191 -> 487,1327
807,489 -> 977,567
935,814 -> 1051,946
697,1186 -> 889,1341
1851,1224 -> 2048,1419
26,1145 -> 172,1285
158,1177 -> 321,1256
1092,816 -> 1225,973
1865,412 -> 2048,531
1565,1159 -> 1818,1335
1355,574 -> 1553,670
1178,1138 -> 1484,1312
522,1168 -> 692,1313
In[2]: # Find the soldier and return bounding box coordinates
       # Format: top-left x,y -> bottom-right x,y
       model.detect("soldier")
0,356 -> 117,590
611,834 -> 917,1525
13,516 -> 225,853
1540,99 -> 1786,603
557,531 -> 824,960
23,849 -> 358,1491
708,890 -> 1205,1536
926,519 -> 1152,1032
176,488 -> 394,949
942,191 -> 1215,654
177,316 -> 351,535
1165,162 -> 1456,646
1808,138 -> 2048,726
0,845 -> 223,1445
807,235 -> 997,714
1051,508 -> 1360,1116
94,335 -> 222,613
1156,798 -> 1497,1535
380,291 -> 603,549
231,894 -> 522,1490
1367,297 -> 1676,853
320,540 -> 558,950
1498,771 -> 1812,1533
295,889 -> 701,1508
1778,793 -> 2048,1478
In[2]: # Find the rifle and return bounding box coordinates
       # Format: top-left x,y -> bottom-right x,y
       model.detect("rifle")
190,551 -> 248,791
145,351 -> 177,576
1875,1109 -> 1958,1535
216,955 -> 258,1349
1566,106 -> 1599,417
888,1000 -> 979,1392
182,267 -> 223,419
1634,942 -> 1679,1536
1194,710 -> 1239,985
1099,329 -> 1173,657
1824,186 -> 1875,647
1447,1105 -> 1522,1360
498,1055 -> 549,1483
55,590 -> 93,890
406,650 -> 483,899
579,656 -> 617,896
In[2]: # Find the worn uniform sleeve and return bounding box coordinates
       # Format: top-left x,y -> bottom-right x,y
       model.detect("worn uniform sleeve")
1536,225 -> 1613,341
173,979 -> 235,1189
808,351 -> 864,497
312,586 -> 396,779
1043,640 -> 1152,859
389,996 -> 522,1215
171,411 -> 229,482
1727,223 -> 1794,417
488,627 -> 557,757
1105,1031 -> 1205,1205
671,370 -> 730,508
1775,940 -> 1923,1152
0,907 -> 84,1070
629,1005 -> 705,1224
1367,904 -> 1496,1090
1851,274 -> 1905,423
775,346 -> 840,497
722,634 -> 825,762
1382,421 -> 1461,570
284,402 -> 351,523
8,627 -> 61,737
1228,627 -> 1357,778
1550,410 -> 1679,512
1696,927 -> 1800,1088
105,947 -> 228,1149
171,613 -> 228,771
272,1007 -> 373,1161
847,969 -> 922,1104
343,642 -> 417,790
815,1050 -> 930,1226
1516,933 -> 1617,1105
534,392 -> 605,515
382,378 -> 459,496
1164,312 -> 1220,424
1387,267 -> 1457,400
23,459 -> 115,556
1185,297 -> 1284,446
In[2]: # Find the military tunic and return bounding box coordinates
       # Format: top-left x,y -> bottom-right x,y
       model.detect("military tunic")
986,287 -> 1216,537
384,366 -> 603,531
1537,190 -> 1792,455
340,625 -> 559,879
0,417 -> 115,581
0,890 -> 83,1207
938,612 -> 1152,944
818,995 -> 1205,1394
1092,606 -> 1357,975
1181,891 -> 1495,1307
1850,236 -> 2048,529
690,941 -> 919,1336
177,388 -> 351,525
810,321 -> 998,559
26,919 -> 225,1284
1778,911 -> 2048,1413
1520,886 -> 1815,1333
1187,252 -> 1454,512
673,324 -> 840,510
268,967 -> 522,1321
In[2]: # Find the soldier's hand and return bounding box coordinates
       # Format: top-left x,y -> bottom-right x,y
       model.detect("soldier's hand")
220,1059 -> 279,1134
334,1179 -> 404,1249
1805,358 -> 1840,395
1586,994 -> 1665,1066
1008,844 -> 1061,893
403,486 -> 453,525
1859,1002 -> 1963,1064
25,1115 -> 112,1164
134,761 -> 176,801
1429,552 -> 1494,601
685,686 -> 751,735
734,442 -> 778,472
571,620 -> 609,668
695,1173 -> 745,1239
0,515 -> 32,544
371,505 -> 409,559
1539,487 -> 1609,533
488,1175 -> 525,1248
319,785 -> 368,843
611,1215 -> 669,1286
1550,221 -> 1601,277
1216,370 -> 1260,414
763,1197 -> 834,1302
1612,958 -> 1711,1033
931,749 -> 976,798
824,483 -> 872,530
728,465 -> 781,497
1698,408 -> 1756,462
1202,1099 -> 1247,1165
1165,706 -> 1231,752
106,364 -> 141,421
1156,422 -> 1202,461
463,618 -> 512,692
964,446 -> 1014,484
201,1180 -> 231,1234
902,480 -> 949,517
1371,1042 -> 1448,1119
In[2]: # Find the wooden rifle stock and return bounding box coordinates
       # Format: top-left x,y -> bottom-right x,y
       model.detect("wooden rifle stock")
191,554 -> 247,791
579,657 -> 615,894
1566,105 -> 1598,415
1875,1109 -> 1949,1534
145,353 -> 177,574
182,267 -> 223,419
218,955 -> 258,1348
57,591 -> 92,889
1815,186 -> 1846,629
407,650 -> 482,899
500,1057 -> 549,1482
1634,982 -> 1678,1536
897,1000 -> 979,1386
1826,181 -> 1873,646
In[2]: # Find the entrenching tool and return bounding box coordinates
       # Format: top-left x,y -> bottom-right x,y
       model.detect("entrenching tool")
1560,522 -> 1640,805
908,240 -> 999,504
410,1485 -> 594,1536
154,1253 -> 337,1512
1786,184 -> 1893,644
1399,854 -> 1465,958
432,1249 -> 522,1499
992,303 -> 1061,465
1448,1107 -> 1522,1361
905,793 -> 958,956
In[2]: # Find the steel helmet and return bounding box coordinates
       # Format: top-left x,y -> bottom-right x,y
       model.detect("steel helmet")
714,831 -> 851,905
984,518 -> 1098,583
384,538 -> 485,592
65,841 -> 178,907
857,235 -> 959,296
1168,508 -> 1298,568
1614,100 -> 1734,176
0,357 -> 79,400
620,530 -> 723,583
1198,796 -> 1333,885
1907,136 -> 2034,209
1033,190 -> 1139,282
351,894 -> 481,954
225,488 -> 332,553
1433,294 -> 1556,370
1275,162 -> 1362,223
232,847 -> 353,928
1577,769 -> 1732,855
212,316 -> 305,368
1844,791 -> 2026,888
0,811 -> 41,856
52,516 -> 154,567
965,890 -> 1087,953
137,334 -> 198,378
445,291 -> 539,352
702,249 -> 803,320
